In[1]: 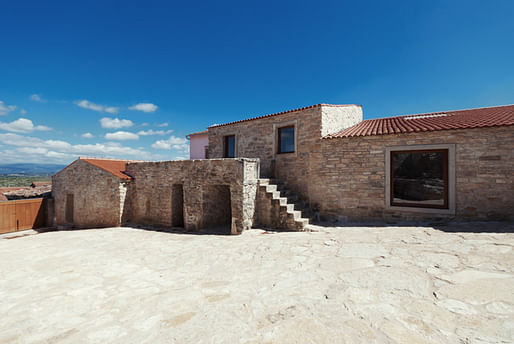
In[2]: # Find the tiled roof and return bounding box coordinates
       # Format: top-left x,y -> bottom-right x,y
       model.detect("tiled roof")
186,130 -> 208,138
325,104 -> 514,139
31,181 -> 51,187
0,193 -> 6,201
0,187 -> 28,193
80,158 -> 132,180
210,104 -> 360,128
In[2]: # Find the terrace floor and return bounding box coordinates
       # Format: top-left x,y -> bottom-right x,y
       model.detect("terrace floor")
1,223 -> 513,343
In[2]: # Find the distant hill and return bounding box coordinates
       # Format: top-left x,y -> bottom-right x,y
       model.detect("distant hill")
0,163 -> 66,176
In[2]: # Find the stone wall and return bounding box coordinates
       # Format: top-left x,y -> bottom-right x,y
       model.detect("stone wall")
124,158 -> 259,234
208,104 -> 362,179
210,108 -> 512,222
310,126 -> 514,222
52,160 -> 123,228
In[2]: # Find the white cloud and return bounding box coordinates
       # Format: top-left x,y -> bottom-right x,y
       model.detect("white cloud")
129,103 -> 158,113
105,131 -> 139,140
100,117 -> 134,129
0,101 -> 16,115
0,132 -> 164,163
0,118 -> 52,133
157,122 -> 168,127
104,107 -> 118,114
35,125 -> 52,131
31,94 -> 45,102
75,100 -> 119,114
81,132 -> 94,138
20,109 -> 27,114
137,129 -> 173,136
151,135 -> 188,151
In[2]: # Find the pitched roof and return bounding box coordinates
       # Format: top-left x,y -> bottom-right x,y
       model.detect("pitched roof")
186,130 -> 208,138
325,104 -> 514,139
31,181 -> 51,188
0,187 -> 28,193
80,158 -> 132,180
210,103 -> 360,128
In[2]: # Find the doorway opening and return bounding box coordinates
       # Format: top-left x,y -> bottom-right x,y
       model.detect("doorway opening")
65,194 -> 74,224
202,185 -> 232,233
172,184 -> 184,227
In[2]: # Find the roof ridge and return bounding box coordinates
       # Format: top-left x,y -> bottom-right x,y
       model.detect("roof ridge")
79,158 -> 133,180
210,103 -> 361,128
324,104 -> 514,139
365,103 -> 514,122
79,156 -> 144,162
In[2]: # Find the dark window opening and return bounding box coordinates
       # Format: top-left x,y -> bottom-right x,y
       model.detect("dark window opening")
204,146 -> 209,159
171,184 -> 184,227
224,135 -> 235,158
278,126 -> 295,153
65,194 -> 74,223
391,149 -> 448,209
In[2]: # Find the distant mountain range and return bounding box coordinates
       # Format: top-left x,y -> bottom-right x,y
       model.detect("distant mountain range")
0,163 -> 66,176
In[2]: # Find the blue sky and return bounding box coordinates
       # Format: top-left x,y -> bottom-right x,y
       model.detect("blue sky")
1,0 -> 513,164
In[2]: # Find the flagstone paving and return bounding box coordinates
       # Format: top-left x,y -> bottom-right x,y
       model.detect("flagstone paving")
0,223 -> 513,343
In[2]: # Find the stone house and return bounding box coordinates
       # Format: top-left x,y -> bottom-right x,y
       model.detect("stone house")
53,103 -> 513,234
53,157 -> 266,234
52,158 -> 131,228
207,103 -> 514,222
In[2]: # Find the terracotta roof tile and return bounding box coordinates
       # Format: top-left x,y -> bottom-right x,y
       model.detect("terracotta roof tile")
186,130 -> 208,138
325,104 -> 514,139
210,104 -> 361,128
80,158 -> 132,180
31,181 -> 51,187
0,187 -> 28,193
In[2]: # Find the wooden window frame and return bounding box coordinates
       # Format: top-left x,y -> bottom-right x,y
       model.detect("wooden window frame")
277,125 -> 295,154
223,135 -> 235,158
390,149 -> 449,209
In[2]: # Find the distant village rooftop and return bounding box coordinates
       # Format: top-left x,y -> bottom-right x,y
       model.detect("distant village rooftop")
54,157 -> 133,180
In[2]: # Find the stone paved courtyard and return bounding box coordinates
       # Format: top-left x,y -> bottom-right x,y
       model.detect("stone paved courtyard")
1,223 -> 513,343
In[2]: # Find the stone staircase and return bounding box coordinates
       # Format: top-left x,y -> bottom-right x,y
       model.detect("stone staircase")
256,178 -> 314,231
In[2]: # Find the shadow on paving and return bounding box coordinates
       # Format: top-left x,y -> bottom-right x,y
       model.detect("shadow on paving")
133,224 -> 234,236
11,221 -> 514,239
309,220 -> 514,233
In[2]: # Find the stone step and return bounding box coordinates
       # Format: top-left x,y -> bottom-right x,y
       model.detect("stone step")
294,218 -> 309,230
286,209 -> 304,220
259,177 -> 311,231
279,203 -> 295,212
271,196 -> 288,206
265,184 -> 277,193
258,178 -> 270,185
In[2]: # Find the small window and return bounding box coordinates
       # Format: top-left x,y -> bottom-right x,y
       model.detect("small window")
278,126 -> 295,153
204,146 -> 209,159
224,135 -> 235,158
390,149 -> 448,209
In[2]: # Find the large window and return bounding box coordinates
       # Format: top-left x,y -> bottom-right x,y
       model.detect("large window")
278,126 -> 295,154
390,149 -> 448,209
224,135 -> 235,158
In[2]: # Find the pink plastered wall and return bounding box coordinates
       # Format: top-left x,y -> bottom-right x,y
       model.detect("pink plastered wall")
189,134 -> 209,159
